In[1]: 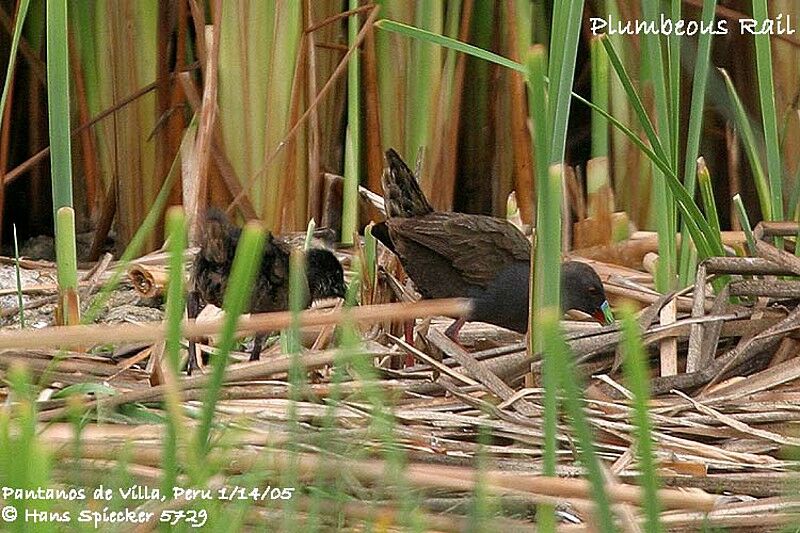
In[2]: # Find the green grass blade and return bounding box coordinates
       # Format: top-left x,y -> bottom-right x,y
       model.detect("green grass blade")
697,158 -> 721,238
600,35 -> 669,167
527,44 -> 560,320
525,52 -> 557,533
733,194 -> 756,254
719,69 -> 771,221
667,0 -> 681,167
620,306 -> 662,533
162,206 -> 187,496
284,249 -> 307,356
639,2 -> 673,163
2,366 -> 53,533
0,0 -> 30,131
638,1 -> 676,292
527,49 -> 556,533
163,206 -> 187,374
546,0 -> 584,164
542,310 -> 616,533
678,0 -> 717,285
195,222 -> 267,460
752,0 -> 784,224
375,18 -> 525,73
596,38 -> 721,259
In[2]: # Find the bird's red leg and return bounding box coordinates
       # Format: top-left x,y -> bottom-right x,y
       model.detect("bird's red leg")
404,320 -> 414,344
404,321 -> 415,366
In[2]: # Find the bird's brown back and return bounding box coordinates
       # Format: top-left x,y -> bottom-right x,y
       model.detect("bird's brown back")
385,212 -> 531,298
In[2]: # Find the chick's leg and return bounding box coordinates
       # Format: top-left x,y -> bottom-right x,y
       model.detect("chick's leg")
250,333 -> 265,361
186,290 -> 202,375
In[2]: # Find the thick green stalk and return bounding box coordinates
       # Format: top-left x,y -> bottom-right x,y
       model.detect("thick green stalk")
55,207 -> 79,325
406,0 -> 442,159
48,0 -> 78,326
640,1 -> 675,292
262,1 -> 302,228
678,0 -> 717,285
341,0 -> 361,245
590,36 -> 609,158
526,45 -> 556,533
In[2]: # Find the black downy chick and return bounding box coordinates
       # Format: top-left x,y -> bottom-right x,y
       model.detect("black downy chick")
188,209 -> 346,373
371,149 -> 612,340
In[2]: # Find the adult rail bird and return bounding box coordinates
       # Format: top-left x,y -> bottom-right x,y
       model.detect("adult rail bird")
371,148 -> 612,341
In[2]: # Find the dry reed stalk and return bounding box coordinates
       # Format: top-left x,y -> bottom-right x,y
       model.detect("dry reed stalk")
187,1 -> 222,244
0,298 -> 471,351
177,72 -> 256,219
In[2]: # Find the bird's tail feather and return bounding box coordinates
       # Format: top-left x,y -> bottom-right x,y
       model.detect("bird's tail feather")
382,148 -> 434,218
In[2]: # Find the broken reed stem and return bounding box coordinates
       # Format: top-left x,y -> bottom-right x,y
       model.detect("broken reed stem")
47,441 -> 717,512
0,298 -> 471,351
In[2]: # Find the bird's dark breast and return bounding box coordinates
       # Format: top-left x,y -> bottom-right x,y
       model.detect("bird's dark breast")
468,262 -> 531,333
249,241 -> 297,313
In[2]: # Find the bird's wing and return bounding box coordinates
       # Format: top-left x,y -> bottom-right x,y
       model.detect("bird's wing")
387,212 -> 531,287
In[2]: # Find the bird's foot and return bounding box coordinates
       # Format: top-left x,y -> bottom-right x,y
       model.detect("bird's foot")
444,317 -> 466,343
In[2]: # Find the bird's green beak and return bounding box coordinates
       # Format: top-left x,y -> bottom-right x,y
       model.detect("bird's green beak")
593,300 -> 614,325
600,300 -> 614,325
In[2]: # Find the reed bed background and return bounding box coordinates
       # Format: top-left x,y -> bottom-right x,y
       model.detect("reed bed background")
0,0 -> 799,530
